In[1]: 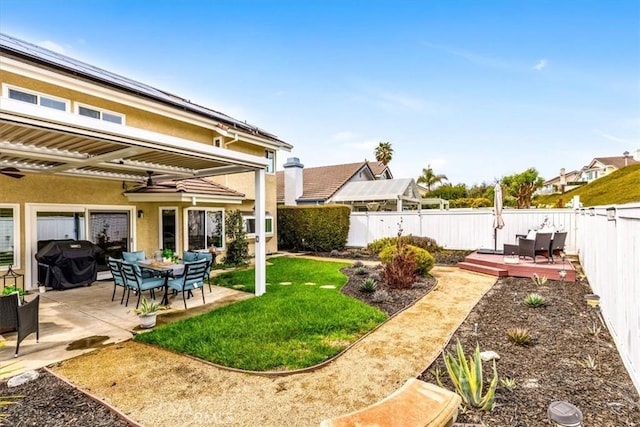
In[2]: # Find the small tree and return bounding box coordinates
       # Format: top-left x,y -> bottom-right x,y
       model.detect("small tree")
501,168 -> 544,209
224,210 -> 249,265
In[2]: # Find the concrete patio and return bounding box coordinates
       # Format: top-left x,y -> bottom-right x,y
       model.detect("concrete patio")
0,280 -> 252,376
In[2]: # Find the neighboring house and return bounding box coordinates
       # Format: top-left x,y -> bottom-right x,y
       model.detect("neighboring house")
0,33 -> 291,295
577,151 -> 639,184
276,158 -> 392,206
539,169 -> 581,195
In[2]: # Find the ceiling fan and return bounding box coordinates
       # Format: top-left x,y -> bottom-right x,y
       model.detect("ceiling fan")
145,170 -> 154,186
0,167 -> 25,179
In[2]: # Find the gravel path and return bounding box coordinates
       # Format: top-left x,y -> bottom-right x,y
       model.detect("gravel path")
47,266 -> 495,426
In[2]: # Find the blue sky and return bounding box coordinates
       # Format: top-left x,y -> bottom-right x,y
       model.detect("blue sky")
1,0 -> 638,185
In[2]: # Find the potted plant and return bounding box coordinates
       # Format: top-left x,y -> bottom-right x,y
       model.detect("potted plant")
161,248 -> 173,263
133,297 -> 166,329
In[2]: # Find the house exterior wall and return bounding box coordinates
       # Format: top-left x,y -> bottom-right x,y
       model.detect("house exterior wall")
0,60 -> 280,281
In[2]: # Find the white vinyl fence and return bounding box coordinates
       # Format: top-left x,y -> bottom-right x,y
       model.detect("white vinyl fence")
347,208 -> 577,253
347,204 -> 640,392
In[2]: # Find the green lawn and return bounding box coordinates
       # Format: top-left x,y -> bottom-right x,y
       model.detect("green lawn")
135,257 -> 387,371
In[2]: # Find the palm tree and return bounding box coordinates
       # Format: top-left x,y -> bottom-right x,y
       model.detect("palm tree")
417,165 -> 448,192
374,141 -> 393,165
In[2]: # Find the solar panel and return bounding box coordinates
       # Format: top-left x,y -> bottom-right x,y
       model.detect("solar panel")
0,33 -> 280,140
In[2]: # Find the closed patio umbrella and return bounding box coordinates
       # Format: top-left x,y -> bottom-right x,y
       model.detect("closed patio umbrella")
493,183 -> 505,251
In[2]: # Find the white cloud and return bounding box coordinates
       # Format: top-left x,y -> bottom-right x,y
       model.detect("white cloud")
533,59 -> 548,71
332,131 -> 361,142
38,40 -> 65,54
346,139 -> 378,150
379,92 -> 425,111
422,41 -> 517,71
593,129 -> 628,144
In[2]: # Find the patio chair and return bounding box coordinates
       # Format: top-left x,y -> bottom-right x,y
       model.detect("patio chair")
122,251 -> 154,278
518,232 -> 553,263
106,257 -> 127,303
0,293 -> 40,357
549,232 -> 567,263
120,262 -> 166,309
167,259 -> 209,309
183,251 -> 215,291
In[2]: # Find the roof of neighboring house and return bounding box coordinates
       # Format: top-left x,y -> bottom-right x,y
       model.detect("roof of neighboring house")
126,178 -> 244,198
543,170 -> 580,186
276,161 -> 381,203
331,178 -> 420,203
586,156 -> 639,170
0,32 -> 291,150
368,161 -> 392,178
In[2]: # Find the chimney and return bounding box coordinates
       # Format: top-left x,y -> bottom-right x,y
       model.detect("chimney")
283,157 -> 304,206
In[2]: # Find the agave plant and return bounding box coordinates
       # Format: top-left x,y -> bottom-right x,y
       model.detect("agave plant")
524,293 -> 545,308
441,340 -> 498,411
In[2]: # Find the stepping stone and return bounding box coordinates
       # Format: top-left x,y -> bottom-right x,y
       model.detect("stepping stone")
232,284 -> 245,289
304,282 -> 316,286
266,283 -> 272,286
320,285 -> 336,289
279,282 -> 292,286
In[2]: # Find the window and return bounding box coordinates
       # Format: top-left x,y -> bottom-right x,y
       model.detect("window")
243,215 -> 273,236
214,137 -> 223,148
77,104 -> 124,125
0,205 -> 19,269
186,209 -> 224,250
265,150 -> 275,174
160,208 -> 178,253
6,86 -> 68,111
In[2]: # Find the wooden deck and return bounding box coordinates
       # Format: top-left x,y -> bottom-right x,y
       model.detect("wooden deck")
457,252 -> 576,282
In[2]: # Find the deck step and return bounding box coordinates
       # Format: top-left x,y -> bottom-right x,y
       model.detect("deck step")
457,262 -> 508,277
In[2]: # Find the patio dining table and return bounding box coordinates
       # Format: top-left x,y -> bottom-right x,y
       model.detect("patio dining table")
137,260 -> 185,305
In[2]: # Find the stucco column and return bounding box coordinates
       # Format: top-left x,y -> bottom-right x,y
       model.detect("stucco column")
254,168 -> 266,296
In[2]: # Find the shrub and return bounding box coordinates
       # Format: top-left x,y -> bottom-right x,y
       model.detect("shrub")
367,235 -> 441,254
354,267 -> 367,275
359,277 -> 377,293
379,244 -> 434,276
223,210 -> 249,265
506,327 -> 532,346
524,293 -> 545,308
439,340 -> 498,411
381,246 -> 417,289
448,197 -> 492,208
352,260 -> 364,268
277,205 -> 351,251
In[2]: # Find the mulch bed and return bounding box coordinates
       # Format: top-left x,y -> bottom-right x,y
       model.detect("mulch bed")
340,263 -> 435,316
0,369 -> 131,426
419,275 -> 640,426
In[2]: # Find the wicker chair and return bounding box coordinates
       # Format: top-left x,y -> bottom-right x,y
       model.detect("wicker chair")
548,232 -> 567,262
0,293 -> 40,357
519,233 -> 553,263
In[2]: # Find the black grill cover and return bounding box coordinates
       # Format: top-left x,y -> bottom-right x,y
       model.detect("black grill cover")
35,240 -> 102,290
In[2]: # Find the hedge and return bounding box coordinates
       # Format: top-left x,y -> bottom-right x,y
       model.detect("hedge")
277,205 -> 351,251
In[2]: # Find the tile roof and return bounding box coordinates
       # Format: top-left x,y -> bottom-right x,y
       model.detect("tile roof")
368,161 -> 391,177
126,178 -> 244,198
590,156 -> 639,169
277,161 -> 378,202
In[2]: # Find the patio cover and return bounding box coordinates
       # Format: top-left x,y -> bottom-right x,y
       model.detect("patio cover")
331,178 -> 421,207
0,98 -> 270,295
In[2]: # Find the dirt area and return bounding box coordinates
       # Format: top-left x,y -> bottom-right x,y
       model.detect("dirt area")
1,261 -> 638,426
